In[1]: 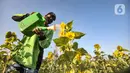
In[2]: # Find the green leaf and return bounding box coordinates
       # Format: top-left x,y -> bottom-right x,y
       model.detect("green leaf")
72,31 -> 85,39
66,20 -> 73,31
57,51 -> 76,64
53,37 -> 70,47
75,48 -> 88,55
56,54 -> 67,65
0,51 -> 7,55
64,51 -> 76,61
122,48 -> 130,52
72,42 -> 78,50
108,55 -> 114,59
0,44 -> 7,48
60,46 -> 66,52
94,50 -> 100,56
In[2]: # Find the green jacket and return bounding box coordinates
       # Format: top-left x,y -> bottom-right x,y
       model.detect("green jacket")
13,13 -> 54,69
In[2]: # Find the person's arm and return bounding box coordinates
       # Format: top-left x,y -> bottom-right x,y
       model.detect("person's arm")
38,31 -> 46,40
39,30 -> 53,48
12,13 -> 30,22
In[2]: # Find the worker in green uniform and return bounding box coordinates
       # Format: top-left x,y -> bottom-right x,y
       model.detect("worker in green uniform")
6,12 -> 56,73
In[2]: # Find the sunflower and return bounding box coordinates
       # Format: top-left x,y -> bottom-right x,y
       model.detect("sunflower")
65,32 -> 75,40
113,50 -> 119,57
5,31 -> 12,38
59,31 -> 65,37
75,53 -> 81,61
47,52 -> 54,60
59,22 -> 66,37
5,31 -> 17,43
60,22 -> 66,30
94,44 -> 101,51
119,51 -> 125,57
117,45 -> 123,51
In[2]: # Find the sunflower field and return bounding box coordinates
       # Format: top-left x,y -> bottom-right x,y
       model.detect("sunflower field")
0,21 -> 130,73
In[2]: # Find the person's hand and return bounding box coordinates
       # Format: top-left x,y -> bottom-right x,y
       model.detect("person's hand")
31,12 -> 35,15
32,27 -> 44,36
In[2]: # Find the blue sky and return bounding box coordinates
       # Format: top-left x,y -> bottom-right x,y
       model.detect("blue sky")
0,0 -> 129,57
